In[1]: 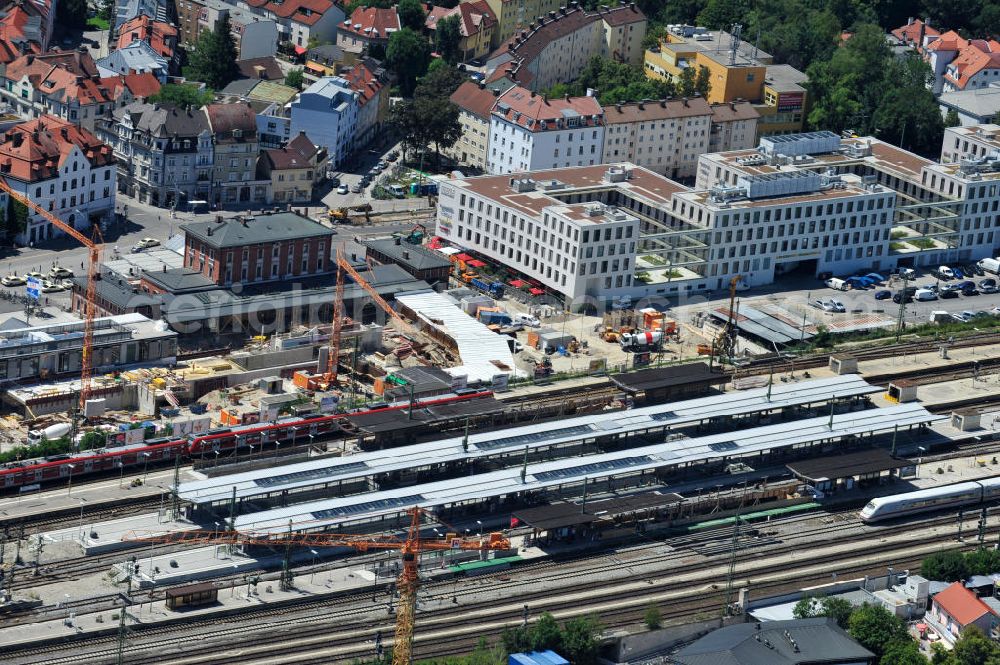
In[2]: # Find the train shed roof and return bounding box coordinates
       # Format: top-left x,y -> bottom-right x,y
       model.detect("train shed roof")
787,448 -> 911,483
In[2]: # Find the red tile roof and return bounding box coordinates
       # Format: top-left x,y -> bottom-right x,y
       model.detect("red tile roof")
426,1 -> 494,38
5,50 -> 114,106
450,81 -> 498,120
890,19 -> 940,46
243,0 -> 335,26
945,40 -> 1000,90
101,71 -> 161,100
341,6 -> 399,39
0,5 -> 41,64
0,115 -> 114,182
934,582 -> 995,626
493,85 -> 602,130
926,30 -> 968,52
264,132 -> 321,169
339,60 -> 383,107
116,15 -> 177,58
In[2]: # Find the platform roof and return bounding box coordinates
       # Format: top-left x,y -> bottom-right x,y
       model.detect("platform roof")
786,447 -> 910,482
233,403 -> 942,534
610,362 -> 728,393
180,375 -> 881,505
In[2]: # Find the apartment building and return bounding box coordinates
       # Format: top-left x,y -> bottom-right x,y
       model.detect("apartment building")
339,59 -> 387,150
116,15 -> 179,72
175,0 -> 278,61
233,0 -> 344,51
485,3 -> 646,92
205,102 -> 270,206
257,131 -> 328,203
425,1 -> 495,63
482,0 -> 562,49
336,6 -> 398,56
0,116 -> 117,245
644,26 -> 808,136
924,30 -> 1000,94
448,80 -> 500,171
487,86 -> 604,174
288,76 -> 358,166
96,41 -> 170,82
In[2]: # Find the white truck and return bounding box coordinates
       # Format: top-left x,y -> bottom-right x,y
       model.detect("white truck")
824,277 -> 848,291
27,422 -> 72,445
978,257 -> 1000,275
619,331 -> 663,351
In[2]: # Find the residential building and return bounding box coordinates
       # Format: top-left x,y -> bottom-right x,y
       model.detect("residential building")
928,582 -> 998,644
939,86 -> 1000,126
425,1 -> 495,63
97,101 -> 214,208
255,103 -> 291,148
256,131 -> 328,203
336,6 -> 398,56
889,17 -> 940,53
0,115 -> 116,245
0,1 -> 46,64
101,72 -> 163,112
303,43 -> 352,79
484,3 -> 646,91
0,50 -> 114,131
97,40 -> 170,82
205,102 -> 270,206
175,0 -> 278,61
924,30 -> 1000,94
708,101 -> 760,153
486,86 -> 604,174
644,26 -> 808,136
116,15 -> 178,72
673,618 -> 875,665
481,0 -> 563,49
113,0 -> 171,33
232,0 -> 343,51
339,59 -> 386,149
289,76 -> 358,167
925,30 -> 969,93
447,80 -> 500,171
178,211 -> 333,286
601,96 -> 715,179
237,57 -> 284,81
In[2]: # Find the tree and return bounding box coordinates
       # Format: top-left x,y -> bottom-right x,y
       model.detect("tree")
944,108 -> 961,128
679,66 -> 697,97
418,62 -> 465,97
791,595 -> 852,628
530,612 -> 563,652
59,0 -> 88,28
872,54 -> 944,155
920,550 -> 969,582
98,0 -> 114,22
880,639 -> 930,665
397,0 -> 426,31
698,0 -> 749,29
644,603 -> 662,629
149,84 -> 214,109
949,625 -> 1000,665
285,68 -> 305,90
7,197 -> 28,238
694,65 -> 711,99
561,615 -> 601,665
187,14 -> 241,90
435,14 -> 462,65
847,604 -> 909,658
386,28 -> 431,96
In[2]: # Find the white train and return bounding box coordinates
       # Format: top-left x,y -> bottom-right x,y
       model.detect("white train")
860,477 -> 1000,523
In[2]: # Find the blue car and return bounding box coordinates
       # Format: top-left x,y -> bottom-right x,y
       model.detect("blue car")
874,289 -> 892,300
865,272 -> 886,284
953,266 -> 965,279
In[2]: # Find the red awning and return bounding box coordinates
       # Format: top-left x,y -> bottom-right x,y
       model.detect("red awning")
916,623 -> 927,631
426,236 -> 443,249
509,279 -> 526,287
294,45 -> 307,55
454,253 -> 472,261
529,288 -> 544,295
467,259 -> 486,268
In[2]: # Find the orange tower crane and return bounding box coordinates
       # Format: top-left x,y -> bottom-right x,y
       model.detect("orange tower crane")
125,507 -> 511,665
0,180 -> 103,409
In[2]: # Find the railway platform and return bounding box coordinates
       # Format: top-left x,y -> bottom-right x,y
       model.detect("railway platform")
42,511 -> 201,555
0,467 -> 198,527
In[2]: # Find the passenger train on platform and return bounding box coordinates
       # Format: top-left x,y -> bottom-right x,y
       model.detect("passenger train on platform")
860,477 -> 1000,523
0,389 -> 492,490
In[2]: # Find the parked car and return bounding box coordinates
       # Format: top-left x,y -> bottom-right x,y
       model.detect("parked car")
59,278 -> 74,289
954,310 -> 977,322
48,266 -> 74,279
337,184 -> 349,195
40,280 -> 63,293
939,288 -> 959,299
913,288 -> 938,301
811,299 -> 836,312
386,151 -> 399,162
953,266 -> 966,279
961,284 -> 979,296
131,238 -> 160,253
350,183 -> 363,194
955,280 -> 976,291
864,272 -> 886,284
874,289 -> 892,300
899,267 -> 918,280
979,279 -> 998,294
328,176 -> 340,187
935,266 -> 955,280
827,299 -> 846,312
1,274 -> 24,287
968,263 -> 985,276
22,271 -> 43,281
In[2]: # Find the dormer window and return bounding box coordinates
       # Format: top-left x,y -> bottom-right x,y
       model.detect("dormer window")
233,129 -> 243,138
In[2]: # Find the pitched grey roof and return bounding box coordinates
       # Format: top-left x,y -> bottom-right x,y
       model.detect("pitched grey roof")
97,40 -> 168,78
180,212 -> 332,249
115,101 -> 211,138
363,238 -> 451,272
674,618 -> 874,665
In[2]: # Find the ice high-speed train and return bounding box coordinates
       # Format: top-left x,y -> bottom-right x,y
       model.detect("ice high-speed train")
860,477 -> 1000,523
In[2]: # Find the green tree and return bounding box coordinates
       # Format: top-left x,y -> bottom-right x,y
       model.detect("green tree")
149,84 -> 215,109
285,68 -> 305,90
435,14 -> 462,65
644,603 -> 662,629
793,596 -> 821,619
880,639 -> 930,665
950,625 -> 1000,665
965,548 -> 1000,576
694,65 -> 711,98
679,66 -> 697,97
397,0 -> 426,31
872,54 -> 944,155
187,14 -> 241,90
944,108 -> 961,128
98,0 -> 114,22
59,0 -> 89,28
79,431 -> 106,450
920,550 -> 969,582
847,604 -> 909,658
561,615 -> 601,665
530,612 -> 563,652
342,0 -> 393,15
791,595 -> 852,628
698,0 -> 749,29
418,62 -> 465,97
8,197 -> 28,238
386,28 -> 431,96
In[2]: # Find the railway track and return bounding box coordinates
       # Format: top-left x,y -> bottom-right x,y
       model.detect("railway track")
0,506 -> 984,664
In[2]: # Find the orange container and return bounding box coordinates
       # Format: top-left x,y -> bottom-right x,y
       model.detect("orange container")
527,331 -> 540,348
373,377 -> 386,395
293,371 -> 312,389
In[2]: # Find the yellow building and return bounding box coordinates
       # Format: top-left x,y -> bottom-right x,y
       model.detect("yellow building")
479,0 -> 563,49
644,26 -> 807,136
427,1 -> 497,63
257,133 -> 329,204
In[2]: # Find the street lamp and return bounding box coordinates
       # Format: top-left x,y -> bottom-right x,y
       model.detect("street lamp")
213,450 -> 220,467
66,463 -> 76,496
310,549 -> 318,584
78,498 -> 86,542
141,452 -> 151,483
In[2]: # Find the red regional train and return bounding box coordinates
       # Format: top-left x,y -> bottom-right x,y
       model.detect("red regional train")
0,389 -> 492,490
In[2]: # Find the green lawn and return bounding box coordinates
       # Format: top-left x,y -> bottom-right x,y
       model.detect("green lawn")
87,16 -> 110,30
906,237 -> 936,250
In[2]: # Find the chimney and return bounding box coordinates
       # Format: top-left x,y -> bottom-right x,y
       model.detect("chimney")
637,101 -> 643,110
207,226 -> 214,236
682,97 -> 688,107
478,80 -> 485,90
660,99 -> 665,107
530,89 -> 536,97
25,54 -> 33,65
906,16 -> 913,25
402,250 -> 410,260
394,236 -> 401,245
564,94 -> 569,102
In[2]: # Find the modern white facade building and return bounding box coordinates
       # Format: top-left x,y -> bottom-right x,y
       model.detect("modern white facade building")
288,76 -> 358,167
487,87 -> 604,175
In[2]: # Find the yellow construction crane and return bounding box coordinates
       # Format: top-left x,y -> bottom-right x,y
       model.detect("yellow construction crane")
126,507 -> 511,664
0,180 -> 102,409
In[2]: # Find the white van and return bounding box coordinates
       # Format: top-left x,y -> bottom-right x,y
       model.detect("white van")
938,266 -> 955,279
515,314 -> 540,327
914,288 -> 938,301
825,277 -> 848,291
978,258 -> 1000,275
